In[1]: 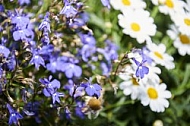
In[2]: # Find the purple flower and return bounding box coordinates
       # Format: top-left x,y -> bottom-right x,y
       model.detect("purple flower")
60,58 -> 82,78
79,33 -> 96,45
0,45 -> 10,58
39,75 -> 61,96
80,44 -> 97,62
64,80 -> 84,98
39,12 -> 51,33
52,92 -> 64,104
18,0 -> 31,5
100,62 -> 111,76
75,101 -> 85,119
11,15 -> 30,29
7,104 -> 23,125
101,0 -> 111,9
0,5 -> 4,12
30,49 -> 45,70
80,79 -> 102,98
13,28 -> 33,41
133,58 -> 149,79
60,0 -> 77,18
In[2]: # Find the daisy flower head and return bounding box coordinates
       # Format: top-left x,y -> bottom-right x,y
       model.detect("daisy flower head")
110,0 -> 146,11
167,24 -> 190,56
171,11 -> 190,36
153,0 -> 186,15
147,42 -> 175,69
119,65 -> 142,100
118,9 -> 156,43
139,82 -> 172,112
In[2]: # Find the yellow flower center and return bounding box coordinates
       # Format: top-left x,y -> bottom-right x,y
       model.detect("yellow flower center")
147,87 -> 158,99
88,98 -> 101,111
184,18 -> 190,26
122,0 -> 131,6
154,51 -> 163,59
131,23 -> 140,32
132,77 -> 139,85
179,34 -> 190,44
165,0 -> 174,8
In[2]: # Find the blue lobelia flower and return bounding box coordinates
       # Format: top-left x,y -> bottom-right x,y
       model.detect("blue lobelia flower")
60,0 -> 78,18
64,80 -> 84,98
29,49 -> 45,70
52,91 -> 64,104
39,12 -> 51,33
18,0 -> 31,5
101,0 -> 111,9
39,75 -> 61,97
60,58 -> 82,78
6,104 -> 23,125
75,101 -> 85,119
0,45 -> 10,58
80,78 -> 102,98
132,58 -> 149,79
11,15 -> 30,29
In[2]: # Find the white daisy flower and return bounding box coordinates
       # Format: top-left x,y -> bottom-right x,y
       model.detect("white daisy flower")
167,24 -> 190,55
110,0 -> 146,11
140,82 -> 172,112
152,0 -> 186,15
118,9 -> 156,43
171,11 -> 190,36
147,42 -> 175,69
119,65 -> 141,100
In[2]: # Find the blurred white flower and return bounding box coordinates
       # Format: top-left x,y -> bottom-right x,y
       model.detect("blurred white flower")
140,82 -> 172,112
151,0 -> 186,15
167,24 -> 190,56
110,0 -> 146,11
147,42 -> 175,69
171,11 -> 190,36
118,9 -> 156,43
119,65 -> 142,100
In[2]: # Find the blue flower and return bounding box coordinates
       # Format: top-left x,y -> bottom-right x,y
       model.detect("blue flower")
30,49 -> 45,70
101,0 -> 111,9
11,15 -> 30,29
64,80 -> 84,98
60,58 -> 82,78
39,12 -> 51,33
60,0 -> 77,18
133,58 -> 149,79
18,0 -> 31,5
80,79 -> 102,98
7,104 -> 23,125
52,91 -> 64,104
39,75 -> 61,97
13,28 -> 34,41
79,33 -> 96,45
0,45 -> 10,58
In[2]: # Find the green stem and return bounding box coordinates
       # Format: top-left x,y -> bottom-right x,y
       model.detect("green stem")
151,6 -> 159,18
102,100 -> 135,111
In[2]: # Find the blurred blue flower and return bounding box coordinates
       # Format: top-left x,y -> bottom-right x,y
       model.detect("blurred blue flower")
81,79 -> 102,98
13,28 -> 34,41
79,33 -> 96,45
0,4 -> 4,12
18,0 -> 31,5
61,58 -> 82,78
0,45 -> 10,58
101,0 -> 110,9
39,12 -> 51,33
75,101 -> 85,119
60,0 -> 77,18
7,104 -> 23,125
52,91 -> 64,104
64,80 -> 84,98
11,15 -> 30,29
